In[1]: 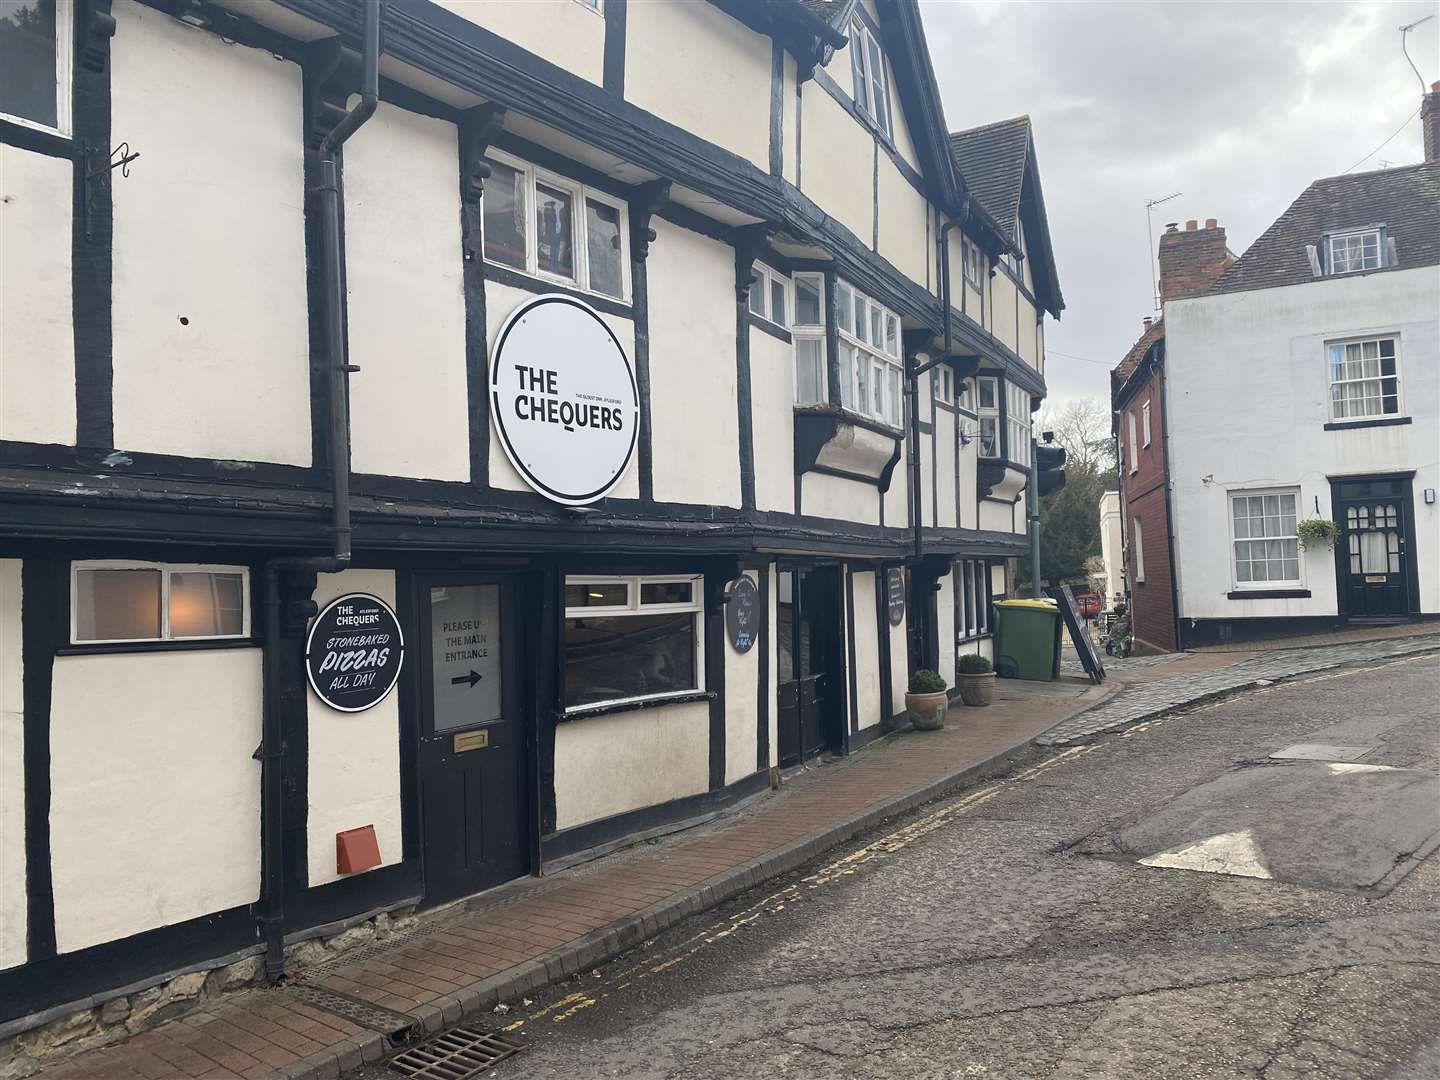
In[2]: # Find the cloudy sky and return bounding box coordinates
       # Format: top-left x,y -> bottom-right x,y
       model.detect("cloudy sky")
919,0 -> 1438,409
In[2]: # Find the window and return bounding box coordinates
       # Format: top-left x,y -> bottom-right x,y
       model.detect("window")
71,561 -> 249,644
572,0 -> 602,11
748,263 -> 789,327
956,559 -> 991,640
1131,518 -> 1145,583
482,150 -> 630,300
961,236 -> 985,289
1230,491 -> 1300,586
792,272 -> 826,405
976,377 -> 999,458
1141,400 -> 1152,447
563,575 -> 703,710
1327,229 -> 1381,274
0,0 -> 71,136
1126,410 -> 1138,473
847,19 -> 891,137
956,376 -> 974,414
1328,336 -> 1400,421
1006,383 -> 1032,467
835,280 -> 902,427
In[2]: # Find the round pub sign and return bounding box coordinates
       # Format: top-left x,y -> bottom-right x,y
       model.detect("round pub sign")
306,593 -> 405,713
490,294 -> 639,506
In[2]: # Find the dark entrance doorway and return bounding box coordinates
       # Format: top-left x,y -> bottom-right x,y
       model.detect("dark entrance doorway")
417,576 -> 528,905
1333,475 -> 1417,619
776,566 -> 844,767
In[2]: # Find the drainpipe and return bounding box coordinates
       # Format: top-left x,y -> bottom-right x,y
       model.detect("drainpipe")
1028,442 -> 1041,598
259,0 -> 379,985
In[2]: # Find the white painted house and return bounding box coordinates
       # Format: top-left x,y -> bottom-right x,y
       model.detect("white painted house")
1160,141 -> 1439,645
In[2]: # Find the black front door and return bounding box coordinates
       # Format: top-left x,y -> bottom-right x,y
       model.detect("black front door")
1335,479 -> 1414,618
777,567 -> 842,767
417,577 -> 528,905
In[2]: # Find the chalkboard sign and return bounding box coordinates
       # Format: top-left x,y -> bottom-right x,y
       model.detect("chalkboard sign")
725,575 -> 759,654
886,568 -> 906,627
306,593 -> 405,712
1050,585 -> 1105,684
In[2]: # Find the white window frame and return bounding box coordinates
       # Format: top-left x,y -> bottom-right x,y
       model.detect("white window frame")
1326,335 -> 1402,422
1132,518 -> 1145,583
70,560 -> 251,645
847,19 -> 891,137
1005,383 -> 1032,468
956,376 -> 975,416
961,236 -> 985,289
481,148 -> 632,302
791,271 -> 826,406
1141,400 -> 1152,447
1126,410 -> 1138,473
570,0 -> 603,12
835,279 -> 903,428
0,0 -> 72,138
976,376 -> 1000,458
747,263 -> 789,328
1327,229 -> 1381,274
562,574 -> 705,713
1227,488 -> 1302,589
957,559 -> 991,641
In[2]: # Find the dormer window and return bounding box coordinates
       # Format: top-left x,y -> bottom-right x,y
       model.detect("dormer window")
848,20 -> 891,138
1327,229 -> 1381,274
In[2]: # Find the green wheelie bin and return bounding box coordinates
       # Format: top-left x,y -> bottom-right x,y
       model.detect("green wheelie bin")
993,599 -> 1062,681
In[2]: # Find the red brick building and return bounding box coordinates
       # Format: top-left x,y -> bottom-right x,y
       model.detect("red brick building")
1112,220 -> 1234,653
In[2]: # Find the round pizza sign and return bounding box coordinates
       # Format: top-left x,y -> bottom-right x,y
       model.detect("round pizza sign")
490,294 -> 639,506
306,593 -> 405,713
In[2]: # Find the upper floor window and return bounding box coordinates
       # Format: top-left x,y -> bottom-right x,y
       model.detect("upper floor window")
748,263 -> 788,327
1328,229 -> 1381,274
956,376 -> 974,414
482,150 -> 630,301
835,280 -> 901,427
1230,491 -> 1299,586
848,20 -> 891,138
0,0 -> 72,136
1132,517 -> 1145,583
71,561 -> 250,645
1006,383 -> 1031,467
961,236 -> 985,289
976,377 -> 999,457
1328,336 -> 1400,421
791,273 -> 826,405
1141,400 -> 1152,447
1126,410 -> 1138,473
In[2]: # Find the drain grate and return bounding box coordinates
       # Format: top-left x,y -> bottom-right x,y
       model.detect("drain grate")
389,1028 -> 527,1078
290,984 -> 416,1038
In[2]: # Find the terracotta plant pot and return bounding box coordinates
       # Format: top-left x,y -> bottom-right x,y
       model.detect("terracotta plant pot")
905,690 -> 949,730
957,672 -> 994,707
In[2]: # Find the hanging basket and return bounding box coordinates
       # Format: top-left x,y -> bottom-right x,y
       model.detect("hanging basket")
1297,518 -> 1339,551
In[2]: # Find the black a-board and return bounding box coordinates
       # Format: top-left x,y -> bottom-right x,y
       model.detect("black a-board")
1050,585 -> 1105,683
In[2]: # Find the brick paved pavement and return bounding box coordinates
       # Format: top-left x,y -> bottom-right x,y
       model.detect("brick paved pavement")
1037,629 -> 1440,746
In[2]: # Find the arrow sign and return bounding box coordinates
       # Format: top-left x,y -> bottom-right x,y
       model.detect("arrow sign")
450,669 -> 482,688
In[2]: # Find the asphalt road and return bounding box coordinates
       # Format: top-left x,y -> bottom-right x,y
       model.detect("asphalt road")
363,650 -> 1440,1080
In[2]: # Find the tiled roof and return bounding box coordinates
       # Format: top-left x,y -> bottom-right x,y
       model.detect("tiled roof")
1112,318 -> 1164,405
948,116 -> 1030,234
1215,161 -> 1440,294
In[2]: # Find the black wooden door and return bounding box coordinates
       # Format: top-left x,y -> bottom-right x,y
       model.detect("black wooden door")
777,568 -> 840,767
1337,490 -> 1411,618
417,577 -> 528,906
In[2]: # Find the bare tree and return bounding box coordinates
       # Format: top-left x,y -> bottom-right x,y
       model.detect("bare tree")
1034,397 -> 1114,476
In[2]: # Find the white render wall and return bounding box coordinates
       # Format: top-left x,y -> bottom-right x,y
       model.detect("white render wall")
0,561 -> 24,970
433,0 -> 605,86
852,571 -> 881,732
48,648 -> 263,953
109,0 -> 311,465
1166,267 -> 1439,621
0,147 -> 74,446
935,570 -> 955,691
888,603 -> 908,715
750,330 -> 796,514
307,569 -> 404,887
724,570 -> 760,786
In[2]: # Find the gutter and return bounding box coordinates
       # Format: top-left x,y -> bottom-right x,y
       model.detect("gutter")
259,0 -> 379,985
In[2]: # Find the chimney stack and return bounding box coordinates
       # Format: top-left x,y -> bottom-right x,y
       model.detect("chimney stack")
1424,81 -> 1440,163
1158,217 -> 1234,302
1142,316 -> 1154,332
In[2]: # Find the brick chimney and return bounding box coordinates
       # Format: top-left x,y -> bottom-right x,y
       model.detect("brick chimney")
1158,218 -> 1234,302
1424,81 -> 1440,163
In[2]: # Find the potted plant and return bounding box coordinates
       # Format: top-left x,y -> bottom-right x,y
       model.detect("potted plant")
956,653 -> 995,706
905,669 -> 949,730
1297,518 -> 1339,551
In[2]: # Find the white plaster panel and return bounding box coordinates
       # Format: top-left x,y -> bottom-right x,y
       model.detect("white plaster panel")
979,498 -> 1015,533
0,561 -> 24,969
781,53 -> 798,186
345,103 -> 469,481
957,636 -> 994,664
433,0 -> 604,86
625,2 -> 770,169
0,148 -> 74,446
884,454 -> 909,526
49,649 -> 262,952
990,272 -> 1018,352
887,63 -> 921,173
852,571 -> 881,731
877,156 -> 930,288
957,428 -> 978,529
553,701 -> 709,831
889,607 -> 908,715
110,0 -> 310,464
647,220 -> 740,507
936,408 -> 956,529
919,378 -> 934,527
935,571 -> 955,690
1017,297 -> 1039,368
751,329 -> 795,513
307,569 -> 403,887
724,570 -> 760,786
800,86 -> 874,245
1165,269 -> 1439,620
803,472 -> 879,526
767,561 -> 779,769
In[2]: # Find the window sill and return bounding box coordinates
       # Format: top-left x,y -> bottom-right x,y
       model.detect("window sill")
1323,416 -> 1411,431
562,689 -> 714,722
1226,588 -> 1311,600
483,261 -> 632,319
57,638 -> 259,656
794,402 -> 904,440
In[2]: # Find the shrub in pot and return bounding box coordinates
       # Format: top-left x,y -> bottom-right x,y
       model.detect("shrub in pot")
905,668 -> 949,730
956,653 -> 994,706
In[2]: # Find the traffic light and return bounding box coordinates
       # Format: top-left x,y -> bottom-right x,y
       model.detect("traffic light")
1035,443 -> 1067,497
